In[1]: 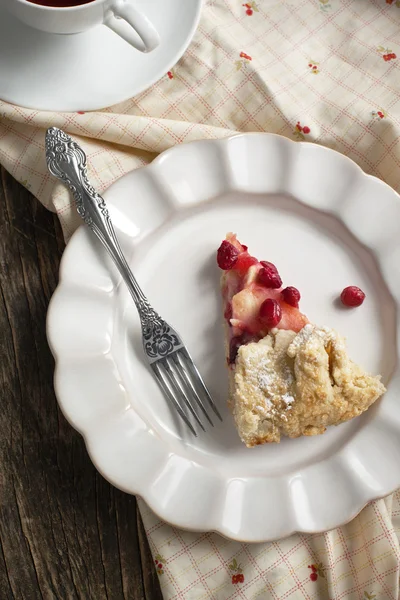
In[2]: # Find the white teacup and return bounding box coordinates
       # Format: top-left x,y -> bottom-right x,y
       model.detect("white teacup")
0,0 -> 160,53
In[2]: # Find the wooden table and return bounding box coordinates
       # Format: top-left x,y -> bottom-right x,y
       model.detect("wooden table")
0,169 -> 162,600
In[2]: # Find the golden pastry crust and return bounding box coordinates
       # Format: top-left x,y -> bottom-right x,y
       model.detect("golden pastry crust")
230,325 -> 386,447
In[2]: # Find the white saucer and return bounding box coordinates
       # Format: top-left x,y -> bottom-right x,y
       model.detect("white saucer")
0,0 -> 201,112
47,133 -> 400,542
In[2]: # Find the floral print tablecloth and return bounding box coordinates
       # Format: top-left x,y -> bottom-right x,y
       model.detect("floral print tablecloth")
1,0 -> 400,597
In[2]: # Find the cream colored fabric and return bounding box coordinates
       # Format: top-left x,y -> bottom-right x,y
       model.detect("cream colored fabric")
1,0 -> 400,597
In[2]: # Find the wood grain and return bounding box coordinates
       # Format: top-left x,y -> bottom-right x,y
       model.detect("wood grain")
0,168 -> 162,600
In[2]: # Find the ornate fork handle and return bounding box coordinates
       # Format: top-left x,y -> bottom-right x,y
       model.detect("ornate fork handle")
45,127 -> 181,362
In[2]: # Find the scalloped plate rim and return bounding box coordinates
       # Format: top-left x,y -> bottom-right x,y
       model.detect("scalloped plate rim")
47,132 -> 400,542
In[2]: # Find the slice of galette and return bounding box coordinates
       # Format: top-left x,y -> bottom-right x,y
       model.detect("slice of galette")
217,233 -> 386,447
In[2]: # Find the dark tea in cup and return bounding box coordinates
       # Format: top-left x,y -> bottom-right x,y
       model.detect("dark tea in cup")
9,0 -> 160,53
26,0 -> 94,6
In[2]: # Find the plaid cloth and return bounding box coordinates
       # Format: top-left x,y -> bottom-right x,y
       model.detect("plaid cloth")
1,0 -> 400,597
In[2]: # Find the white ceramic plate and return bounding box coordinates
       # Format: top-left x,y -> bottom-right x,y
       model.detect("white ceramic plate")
47,133 -> 400,542
0,0 -> 201,112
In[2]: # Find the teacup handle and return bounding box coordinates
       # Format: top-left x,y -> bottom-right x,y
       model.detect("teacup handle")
104,0 -> 160,53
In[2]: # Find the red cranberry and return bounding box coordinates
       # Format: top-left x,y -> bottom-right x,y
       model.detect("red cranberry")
217,241 -> 239,270
235,253 -> 258,274
383,54 -> 390,61
259,299 -> 282,328
392,53 -> 397,59
340,286 -> 365,307
238,574 -> 244,583
246,8 -> 253,14
281,286 -> 301,307
232,574 -> 238,584
302,126 -> 310,134
258,261 -> 282,288
310,572 -> 318,581
308,63 -> 312,67
312,66 -> 317,69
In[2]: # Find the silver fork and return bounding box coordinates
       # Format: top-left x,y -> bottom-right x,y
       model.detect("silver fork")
45,127 -> 222,436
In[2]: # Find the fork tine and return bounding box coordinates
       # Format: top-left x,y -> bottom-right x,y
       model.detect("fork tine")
181,348 -> 223,421
174,352 -> 214,426
164,358 -> 206,432
152,362 -> 197,436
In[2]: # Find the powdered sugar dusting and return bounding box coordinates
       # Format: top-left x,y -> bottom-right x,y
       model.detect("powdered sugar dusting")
239,331 -> 299,422
282,393 -> 294,406
258,373 -> 273,389
232,319 -> 385,445
239,326 -> 340,423
243,326 -> 342,422
288,324 -> 335,357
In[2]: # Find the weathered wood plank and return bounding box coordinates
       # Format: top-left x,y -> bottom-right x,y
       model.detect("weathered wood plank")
0,168 -> 162,600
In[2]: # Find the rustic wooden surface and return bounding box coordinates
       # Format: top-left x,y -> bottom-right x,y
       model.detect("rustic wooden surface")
0,168 -> 163,600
